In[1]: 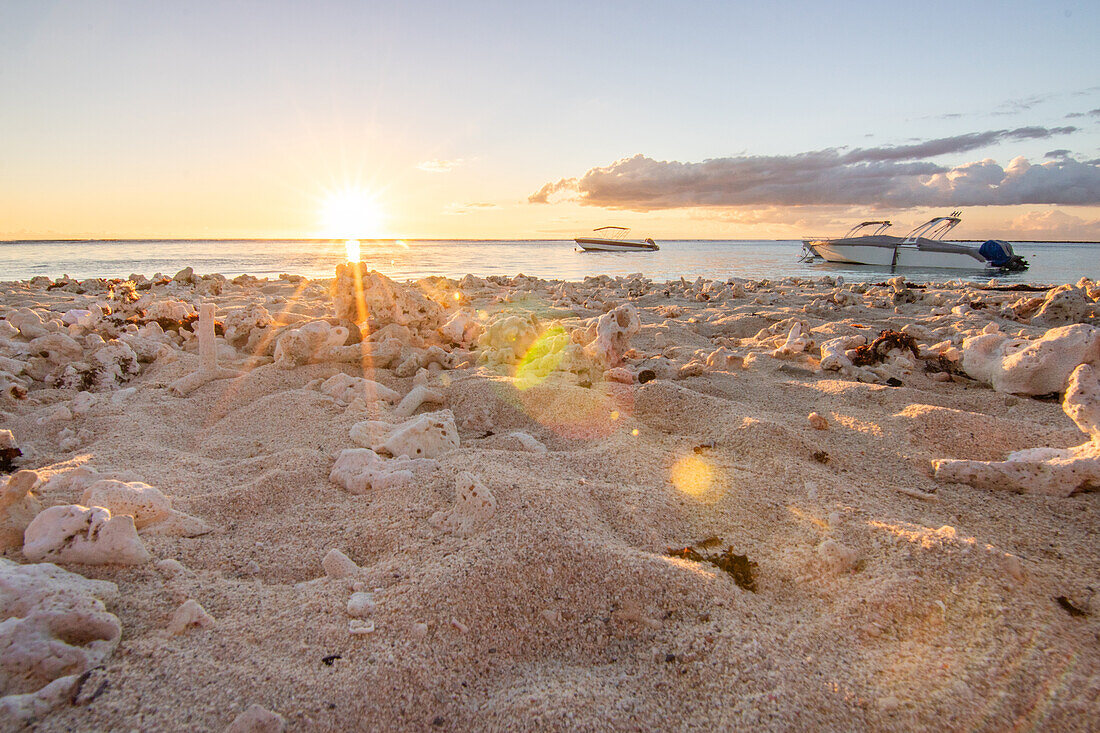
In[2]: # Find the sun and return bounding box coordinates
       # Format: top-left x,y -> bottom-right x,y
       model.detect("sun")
319,189 -> 384,239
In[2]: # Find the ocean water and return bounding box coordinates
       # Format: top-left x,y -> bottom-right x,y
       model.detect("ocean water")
1,239 -> 1097,285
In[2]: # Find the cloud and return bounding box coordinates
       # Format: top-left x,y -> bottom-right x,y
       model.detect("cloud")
991,93 -> 1054,116
416,158 -> 465,173
527,177 -> 579,204
1011,210 -> 1100,239
531,128 -> 1098,211
1065,108 -> 1100,119
442,202 -> 499,215
1045,149 -> 1072,159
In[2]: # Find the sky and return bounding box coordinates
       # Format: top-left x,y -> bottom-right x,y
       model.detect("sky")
1,0 -> 1099,240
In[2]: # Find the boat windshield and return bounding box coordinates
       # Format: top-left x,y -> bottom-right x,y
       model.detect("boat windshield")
905,212 -> 961,242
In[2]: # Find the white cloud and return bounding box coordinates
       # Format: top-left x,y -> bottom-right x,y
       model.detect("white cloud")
442,202 -> 499,215
417,158 -> 465,173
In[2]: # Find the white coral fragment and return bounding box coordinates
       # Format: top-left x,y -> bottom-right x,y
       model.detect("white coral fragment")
429,472 -> 497,536
167,599 -> 215,635
80,479 -> 211,537
319,373 -> 400,405
933,364 -> 1100,496
369,409 -> 459,459
23,505 -> 151,564
329,448 -> 437,493
0,559 -> 120,724
960,323 -> 1100,395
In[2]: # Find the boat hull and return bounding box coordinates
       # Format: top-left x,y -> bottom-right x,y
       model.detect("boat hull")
805,237 -> 993,270
575,238 -> 659,252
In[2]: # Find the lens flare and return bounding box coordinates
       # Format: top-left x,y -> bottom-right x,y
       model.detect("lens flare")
670,454 -> 719,500
515,325 -> 568,391
345,239 -> 360,262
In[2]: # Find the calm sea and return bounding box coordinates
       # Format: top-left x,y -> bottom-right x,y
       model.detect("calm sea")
1,239 -> 1097,285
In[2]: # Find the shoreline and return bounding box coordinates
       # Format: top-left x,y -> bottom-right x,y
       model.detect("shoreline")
1,267 -> 1097,730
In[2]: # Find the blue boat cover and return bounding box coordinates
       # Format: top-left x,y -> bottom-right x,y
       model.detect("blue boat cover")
979,240 -> 1014,266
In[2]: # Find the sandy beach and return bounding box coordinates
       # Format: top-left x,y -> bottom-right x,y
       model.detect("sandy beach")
1,266 -> 1098,731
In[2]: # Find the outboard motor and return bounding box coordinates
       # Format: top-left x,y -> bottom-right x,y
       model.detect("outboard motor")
979,240 -> 1028,272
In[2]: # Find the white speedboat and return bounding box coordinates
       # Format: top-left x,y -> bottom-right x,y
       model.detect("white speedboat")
802,212 -> 1027,271
575,226 -> 659,252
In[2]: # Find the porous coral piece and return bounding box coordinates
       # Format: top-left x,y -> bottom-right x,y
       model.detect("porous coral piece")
369,410 -> 460,459
167,599 -> 216,635
273,320 -> 349,369
224,703 -> 287,733
143,298 -> 196,322
0,471 -> 42,550
1031,283 -> 1099,327
584,303 -> 641,367
79,479 -> 212,536
771,322 -> 814,357
476,313 -> 540,366
23,505 -> 151,564
221,304 -> 274,348
52,340 -> 140,392
429,472 -> 497,536
394,385 -> 444,417
0,559 -> 120,724
960,323 -> 1100,395
318,373 -> 400,405
329,448 -> 438,493
333,264 -> 443,331
933,364 -> 1100,496
439,310 -> 482,346
819,335 -> 866,371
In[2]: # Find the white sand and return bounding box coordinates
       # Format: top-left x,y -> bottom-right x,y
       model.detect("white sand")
1,271 -> 1097,730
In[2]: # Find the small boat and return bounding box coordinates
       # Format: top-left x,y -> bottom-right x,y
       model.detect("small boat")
802,212 -> 1027,271
575,226 -> 659,252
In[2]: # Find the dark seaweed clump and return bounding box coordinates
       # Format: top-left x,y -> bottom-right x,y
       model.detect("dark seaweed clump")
850,329 -> 920,366
667,538 -> 758,593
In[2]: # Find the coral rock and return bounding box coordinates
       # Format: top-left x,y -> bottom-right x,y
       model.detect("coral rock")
319,373 -> 400,405
585,304 -> 641,367
960,323 -> 1100,395
224,704 -> 286,733
933,364 -> 1100,496
23,505 -> 151,565
0,471 -> 42,550
0,559 -> 120,724
366,410 -> 460,459
333,264 -> 443,331
429,472 -> 497,536
167,599 -> 215,635
330,448 -> 438,493
80,479 -> 211,536
322,549 -> 359,579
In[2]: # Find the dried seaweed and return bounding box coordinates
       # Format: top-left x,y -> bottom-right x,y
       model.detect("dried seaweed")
638,369 -> 657,384
1054,596 -> 1088,617
849,330 -> 920,366
667,539 -> 758,592
811,450 -> 830,464
0,447 -> 21,472
923,354 -> 959,375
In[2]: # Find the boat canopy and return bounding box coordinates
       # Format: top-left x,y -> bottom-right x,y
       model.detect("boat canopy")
904,211 -> 961,242
590,226 -> 631,240
843,221 -> 892,238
